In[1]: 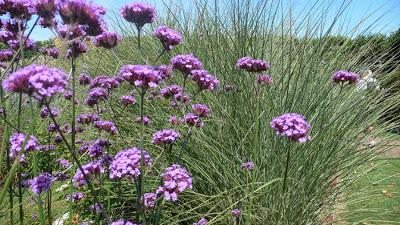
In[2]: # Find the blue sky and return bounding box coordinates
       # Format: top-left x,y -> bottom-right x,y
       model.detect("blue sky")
14,0 -> 400,41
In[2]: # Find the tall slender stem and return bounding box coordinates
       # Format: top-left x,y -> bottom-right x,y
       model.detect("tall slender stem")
136,90 -> 147,224
71,56 -> 76,154
282,148 -> 291,192
137,26 -> 142,50
155,49 -> 166,62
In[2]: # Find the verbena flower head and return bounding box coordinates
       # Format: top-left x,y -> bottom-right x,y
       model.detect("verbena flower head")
34,0 -> 56,20
7,38 -> 36,50
156,164 -> 192,201
152,129 -> 180,145
0,49 -> 13,62
160,85 -> 182,98
182,113 -> 203,128
143,192 -> 157,208
120,95 -> 136,105
93,31 -> 122,49
0,30 -> 15,43
136,116 -> 150,125
109,220 -> 138,225
66,192 -> 85,203
87,143 -> 104,158
231,209 -> 241,218
29,173 -> 53,194
38,17 -> 56,28
331,70 -> 360,84
109,147 -> 152,179
57,24 -> 86,39
57,0 -> 106,36
76,113 -> 100,124
90,75 -> 120,90
9,132 -> 38,162
2,64 -> 68,101
73,160 -> 104,187
154,25 -> 183,50
84,87 -> 108,106
40,47 -> 59,59
193,218 -> 208,225
156,64 -> 173,79
93,120 -> 117,135
120,2 -> 156,28
169,115 -> 181,125
236,57 -> 270,72
170,54 -> 203,75
39,107 -> 59,118
1,0 -> 35,19
56,158 -> 71,168
79,73 -> 91,85
119,64 -> 163,89
190,69 -> 219,91
192,104 -> 210,117
66,39 -> 88,58
257,74 -> 273,85
270,113 -> 311,142
240,161 -> 254,171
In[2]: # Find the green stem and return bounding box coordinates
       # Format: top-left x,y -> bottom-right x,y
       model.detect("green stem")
282,148 -> 291,192
137,90 -> 147,224
137,26 -> 142,50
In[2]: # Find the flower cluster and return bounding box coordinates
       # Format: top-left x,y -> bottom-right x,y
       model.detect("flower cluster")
120,2 -> 156,28
9,132 -> 38,162
192,104 -> 210,117
0,0 -> 35,19
73,161 -> 104,187
136,116 -> 150,125
7,38 -> 36,50
56,158 -> 71,168
240,161 -> 254,171
39,107 -> 59,118
93,120 -> 117,135
2,64 -> 68,101
154,26 -> 183,50
0,49 -> 13,62
157,164 -> 192,201
152,129 -> 180,145
160,85 -> 182,98
190,70 -> 219,91
171,54 -> 203,75
270,113 -> 311,142
236,57 -> 270,72
89,75 -> 120,90
84,87 -> 108,107
76,113 -> 100,124
79,73 -> 91,85
193,218 -> 208,225
331,70 -> 360,84
29,173 -> 53,194
231,209 -> 241,217
120,95 -> 136,106
66,192 -> 85,203
40,47 -> 60,59
182,113 -> 204,128
93,31 -> 122,49
119,65 -> 163,89
109,220 -> 138,225
109,147 -> 152,179
143,192 -> 157,208
257,74 -> 273,85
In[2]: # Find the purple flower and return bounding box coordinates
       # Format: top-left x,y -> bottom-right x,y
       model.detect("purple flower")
160,85 -> 182,98
84,87 -> 108,107
2,64 -> 68,100
182,113 -> 203,128
93,31 -> 122,49
76,113 -> 100,124
190,69 -> 219,91
38,17 -> 56,28
9,132 -> 38,162
66,39 -> 88,58
73,160 -> 104,187
54,135 -> 62,144
168,115 -> 181,125
170,54 -> 203,75
192,104 -> 210,117
156,164 -> 192,201
37,144 -> 56,152
143,192 -> 157,208
29,173 -> 53,194
240,161 -> 254,171
7,38 -> 36,51
87,143 -> 104,158
57,24 -> 86,39
56,158 -> 71,168
89,203 -> 103,214
109,220 -> 138,225
94,120 -> 117,135
0,49 -> 13,62
89,75 -> 120,90
156,64 -> 173,79
1,0 -> 35,19
193,218 -> 208,225
40,47 -> 60,59
48,123 -> 57,132
236,57 -> 270,72
331,70 -> 360,84
109,147 -> 152,180
270,113 -> 311,142
119,65 -> 163,89
0,30 -> 15,43
66,192 -> 85,203
231,208 -> 241,217
154,26 -> 183,50
34,0 -> 56,20
79,73 -> 91,85
135,116 -> 150,125
120,2 -> 156,28
152,129 -> 180,145
120,95 -> 136,105
39,107 -> 59,118
257,74 -> 273,85
57,0 -> 107,36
